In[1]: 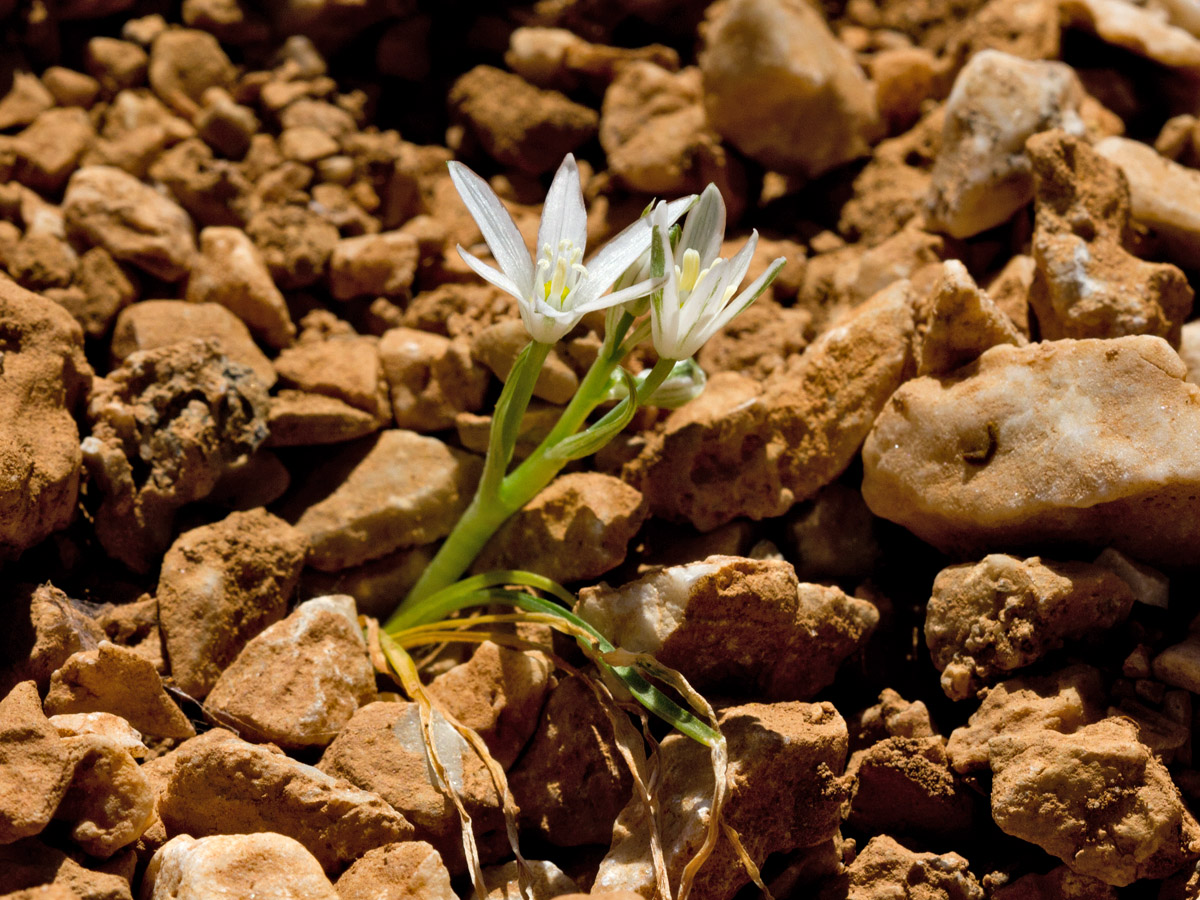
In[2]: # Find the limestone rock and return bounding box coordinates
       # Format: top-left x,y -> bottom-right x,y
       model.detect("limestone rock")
508,675 -> 633,847
577,556 -> 877,700
290,430 -> 481,572
427,639 -> 552,769
82,339 -> 270,571
379,327 -> 488,432
63,166 -> 196,281
448,66 -> 598,175
926,555 -> 1135,700
0,584 -> 104,697
861,336 -> 1200,566
274,336 -> 390,421
158,729 -> 414,873
1027,131 -> 1192,346
474,473 -> 648,584
1096,135 -> 1200,269
266,390 -> 382,446
335,841 -> 456,900
186,226 -> 295,349
600,63 -> 736,197
913,260 -> 1025,375
819,835 -> 984,900
989,717 -> 1200,885
0,279 -> 91,558
205,596 -> 375,750
49,712 -> 146,758
1062,0 -> 1200,69
13,108 -> 96,193
317,701 -> 505,873
328,231 -> 420,301
0,682 -> 74,843
925,50 -> 1086,238
44,641 -> 193,739
698,0 -> 881,176
54,732 -> 154,858
144,833 -> 337,900
945,664 -> 1106,774
632,281 -> 913,531
157,508 -> 307,699
594,701 -> 848,900
111,300 -> 276,388
147,29 -> 235,118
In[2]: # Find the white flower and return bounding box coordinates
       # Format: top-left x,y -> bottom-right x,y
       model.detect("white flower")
448,154 -> 662,345
648,184 -> 786,361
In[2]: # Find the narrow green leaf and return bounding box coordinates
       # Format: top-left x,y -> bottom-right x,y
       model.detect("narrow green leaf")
544,367 -> 638,462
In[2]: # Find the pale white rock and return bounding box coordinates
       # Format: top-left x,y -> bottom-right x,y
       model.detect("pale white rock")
697,0 -> 881,176
48,711 -> 147,758
1095,136 -> 1200,268
204,595 -> 376,750
862,336 -> 1200,566
1180,320 -> 1200,384
187,226 -> 295,349
925,50 -> 1086,238
1094,547 -> 1170,608
1062,0 -> 1200,69
144,833 -> 338,900
482,860 -> 577,900
1161,0 -> 1200,36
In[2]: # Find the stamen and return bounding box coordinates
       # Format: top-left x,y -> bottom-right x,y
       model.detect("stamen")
679,248 -> 701,292
549,257 -> 569,306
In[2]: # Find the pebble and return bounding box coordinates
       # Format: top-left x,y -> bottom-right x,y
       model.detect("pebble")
144,833 -> 337,900
472,319 -> 579,405
913,260 -> 1025,376
378,327 -> 488,432
0,837 -> 133,899
328,230 -> 420,300
0,682 -> 74,843
1062,0 -> 1200,69
334,841 -> 456,900
274,335 -> 390,420
147,29 -> 236,117
0,584 -> 104,697
827,835 -> 984,899
55,732 -> 155,858
266,390 -> 382,446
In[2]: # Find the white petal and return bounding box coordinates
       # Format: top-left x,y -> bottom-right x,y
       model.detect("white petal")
456,245 -> 526,299
678,184 -> 726,270
538,154 -> 588,258
522,295 -> 582,343
448,161 -> 534,292
709,256 -> 786,334
574,276 -> 662,313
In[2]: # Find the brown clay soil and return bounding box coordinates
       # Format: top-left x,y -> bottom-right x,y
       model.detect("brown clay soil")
8,0 -> 1200,898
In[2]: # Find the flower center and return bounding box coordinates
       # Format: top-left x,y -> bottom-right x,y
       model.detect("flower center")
537,239 -> 587,308
675,247 -> 717,299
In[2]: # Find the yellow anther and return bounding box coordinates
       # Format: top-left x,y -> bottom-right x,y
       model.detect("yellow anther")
679,248 -> 701,292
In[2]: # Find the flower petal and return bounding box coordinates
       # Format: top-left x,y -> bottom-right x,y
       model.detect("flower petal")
456,245 -> 525,299
448,161 -> 534,292
538,154 -> 588,258
678,184 -> 726,270
709,256 -> 786,334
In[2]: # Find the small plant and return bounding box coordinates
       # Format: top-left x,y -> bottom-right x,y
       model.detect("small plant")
368,155 -> 784,899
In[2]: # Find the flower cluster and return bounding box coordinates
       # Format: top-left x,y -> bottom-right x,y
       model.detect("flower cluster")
449,154 -> 784,360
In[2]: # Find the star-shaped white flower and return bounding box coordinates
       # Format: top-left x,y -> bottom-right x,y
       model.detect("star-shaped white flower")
448,154 -> 664,345
648,184 -> 786,361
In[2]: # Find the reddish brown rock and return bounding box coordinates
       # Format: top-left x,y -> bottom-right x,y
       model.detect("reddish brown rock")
0,837 -> 133,899
378,327 -> 488,432
472,319 -> 579,405
317,701 -> 505,873
55,732 -> 155,858
913,260 -> 1026,375
144,833 -> 337,899
158,729 -> 414,873
818,835 -> 984,900
328,231 -> 420,301
577,556 -> 878,701
82,340 -> 270,572
0,682 -> 74,843
474,473 -> 648,585
205,596 -> 375,749
448,65 -> 598,175
65,247 -> 138,339
696,294 -> 811,381
157,508 -> 307,699
274,335 -> 389,421
0,72 -> 54,131
42,67 -> 101,108
335,841 -> 456,900
85,38 -> 148,94
926,555 -> 1134,700
44,641 -> 193,739
289,430 -> 481,572
990,718 -> 1200,886
147,29 -> 235,117
0,279 -> 91,559
0,584 -> 104,697
403,283 -> 518,342
245,204 -> 339,290
266,390 -> 382,446
12,108 -> 96,193
63,166 -> 197,282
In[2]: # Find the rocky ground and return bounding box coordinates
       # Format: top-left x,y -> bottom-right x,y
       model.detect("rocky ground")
6,0 -> 1200,897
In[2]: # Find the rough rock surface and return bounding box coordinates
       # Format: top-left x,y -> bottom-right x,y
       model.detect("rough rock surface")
54,732 -> 155,857
43,641 -> 193,739
379,327 -> 488,431
818,834 -> 984,900
861,336 -> 1200,566
328,231 -> 420,301
1061,0 -> 1200,69
82,339 -> 270,572
289,430 -> 481,571
471,319 -> 578,405
334,841 -> 456,900
945,664 -> 1106,773
925,555 -> 1135,699
989,717 -> 1200,885
274,335 -> 389,422
594,701 -> 849,900
63,166 -> 196,281
205,595 -> 375,749
631,280 -> 914,531
473,473 -> 648,584
847,735 -> 975,838
266,390 -> 382,446
0,584 -> 104,697
913,260 -> 1025,376
317,701 -> 506,872
0,837 -> 134,899
144,833 -> 337,900
157,729 -> 414,873
0,681 -> 74,843
925,50 -> 1086,238
157,507 -> 307,698
698,0 -> 881,176
1027,131 -> 1192,346
577,556 -> 877,700
0,278 -> 91,558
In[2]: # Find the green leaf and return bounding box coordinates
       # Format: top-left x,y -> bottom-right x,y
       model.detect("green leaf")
480,341 -> 552,494
544,366 -> 638,462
